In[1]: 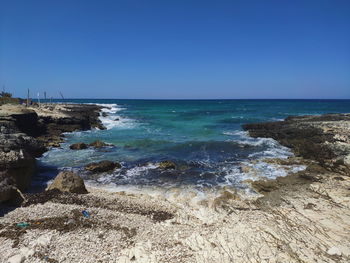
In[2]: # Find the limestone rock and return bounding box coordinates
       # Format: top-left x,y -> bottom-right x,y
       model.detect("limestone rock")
47,171 -> 88,194
69,142 -> 88,150
327,246 -> 342,256
7,254 -> 25,263
85,160 -> 121,173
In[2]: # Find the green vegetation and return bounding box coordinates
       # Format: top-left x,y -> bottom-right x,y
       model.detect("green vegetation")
0,91 -> 20,105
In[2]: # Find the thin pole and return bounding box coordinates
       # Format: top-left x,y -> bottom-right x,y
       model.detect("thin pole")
27,89 -> 30,107
37,92 -> 41,107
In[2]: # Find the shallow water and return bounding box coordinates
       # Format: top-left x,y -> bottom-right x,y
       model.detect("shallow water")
36,99 -> 350,194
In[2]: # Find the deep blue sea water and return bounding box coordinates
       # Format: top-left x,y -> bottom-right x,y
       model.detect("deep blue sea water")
36,99 -> 350,194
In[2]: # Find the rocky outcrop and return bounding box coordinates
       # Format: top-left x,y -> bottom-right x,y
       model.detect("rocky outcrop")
158,160 -> 176,170
88,140 -> 113,148
242,113 -> 350,174
32,103 -> 106,147
0,171 -> 25,204
47,171 -> 88,194
70,143 -> 88,150
85,160 -> 121,173
0,103 -> 105,203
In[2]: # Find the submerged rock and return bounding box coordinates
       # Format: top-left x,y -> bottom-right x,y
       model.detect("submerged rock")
47,171 -> 88,194
88,140 -> 113,148
85,160 -> 121,173
158,160 -> 176,170
69,143 -> 88,150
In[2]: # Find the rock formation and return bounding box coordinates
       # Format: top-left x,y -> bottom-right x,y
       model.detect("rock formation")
85,160 -> 121,173
158,160 -> 176,170
242,113 -> 350,175
69,143 -> 88,150
0,103 -> 105,203
47,171 -> 88,194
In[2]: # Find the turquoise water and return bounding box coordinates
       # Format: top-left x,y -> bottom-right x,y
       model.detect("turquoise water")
37,99 -> 350,192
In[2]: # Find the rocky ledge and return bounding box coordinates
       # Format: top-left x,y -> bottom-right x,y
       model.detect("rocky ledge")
0,103 -> 105,203
242,113 -> 350,175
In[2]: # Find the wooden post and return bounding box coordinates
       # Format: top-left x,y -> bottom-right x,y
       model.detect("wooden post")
59,92 -> 64,104
26,89 -> 30,107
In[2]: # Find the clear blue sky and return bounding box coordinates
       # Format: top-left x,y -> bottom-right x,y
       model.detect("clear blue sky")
1,0 -> 350,99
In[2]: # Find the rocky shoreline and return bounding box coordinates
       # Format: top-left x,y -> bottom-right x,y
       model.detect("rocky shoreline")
0,103 -> 105,203
242,114 -> 350,175
0,112 -> 350,262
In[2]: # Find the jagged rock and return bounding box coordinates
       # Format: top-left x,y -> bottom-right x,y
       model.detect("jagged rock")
0,103 -> 106,203
158,160 -> 176,170
85,160 -> 121,173
47,171 -> 88,194
114,118 -> 120,121
69,143 -> 88,150
102,112 -> 108,117
88,140 -> 113,148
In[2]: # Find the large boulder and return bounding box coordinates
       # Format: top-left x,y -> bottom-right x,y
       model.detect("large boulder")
47,171 -> 88,194
85,160 -> 121,173
0,171 -> 25,205
69,142 -> 88,150
158,160 -> 176,170
88,140 -> 113,148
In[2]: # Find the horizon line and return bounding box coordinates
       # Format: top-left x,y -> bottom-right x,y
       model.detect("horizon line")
32,98 -> 350,101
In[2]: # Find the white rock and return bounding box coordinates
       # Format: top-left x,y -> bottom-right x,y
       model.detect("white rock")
20,247 -> 34,258
7,254 -> 25,263
35,233 -> 52,247
327,246 -> 342,256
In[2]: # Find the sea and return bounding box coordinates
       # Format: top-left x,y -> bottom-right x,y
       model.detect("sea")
35,99 -> 350,197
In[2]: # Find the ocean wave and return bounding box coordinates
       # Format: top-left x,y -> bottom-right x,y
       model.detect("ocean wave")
221,160 -> 306,190
96,103 -> 136,130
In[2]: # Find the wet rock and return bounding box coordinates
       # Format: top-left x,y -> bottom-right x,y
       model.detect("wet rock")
102,112 -> 108,117
158,160 -> 176,170
242,113 -> 350,174
114,118 -> 120,121
88,140 -> 113,148
240,165 -> 251,173
69,143 -> 88,150
85,160 -> 121,173
47,171 -> 88,194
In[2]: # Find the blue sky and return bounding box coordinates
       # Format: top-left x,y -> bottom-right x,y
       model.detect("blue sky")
1,0 -> 350,99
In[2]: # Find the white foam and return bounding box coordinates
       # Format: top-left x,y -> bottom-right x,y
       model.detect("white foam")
221,129 -> 306,188
96,103 -> 136,130
124,163 -> 158,178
